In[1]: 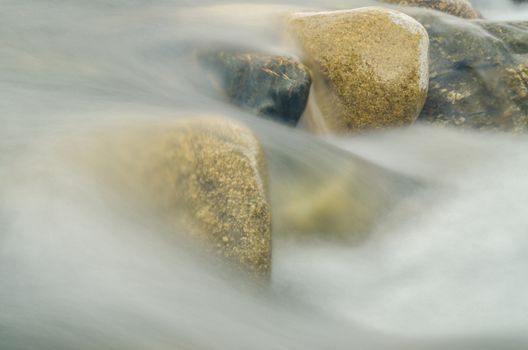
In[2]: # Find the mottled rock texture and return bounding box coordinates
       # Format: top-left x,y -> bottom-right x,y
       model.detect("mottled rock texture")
75,117 -> 272,279
408,9 -> 528,131
288,7 -> 429,133
199,51 -> 311,126
260,128 -> 417,243
382,0 -> 482,19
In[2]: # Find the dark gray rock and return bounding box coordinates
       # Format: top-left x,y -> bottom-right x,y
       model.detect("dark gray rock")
408,9 -> 528,132
382,0 -> 482,19
199,50 -> 311,126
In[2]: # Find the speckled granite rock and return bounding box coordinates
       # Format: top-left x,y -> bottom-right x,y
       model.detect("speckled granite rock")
287,7 -> 429,133
408,9 -> 528,131
382,0 -> 482,19
199,51 -> 311,126
75,117 -> 272,279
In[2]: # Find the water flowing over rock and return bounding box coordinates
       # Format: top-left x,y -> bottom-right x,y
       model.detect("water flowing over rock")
408,9 -> 528,131
271,155 -> 410,242
382,0 -> 482,19
199,50 -> 311,126
287,7 -> 429,134
72,117 -> 272,279
255,127 -> 418,242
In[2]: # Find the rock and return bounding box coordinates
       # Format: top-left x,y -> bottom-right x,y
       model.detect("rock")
287,7 -> 429,133
199,50 -> 311,126
72,117 -> 272,279
479,21 -> 528,54
258,126 -> 418,242
273,168 -> 389,242
408,9 -> 528,131
382,0 -> 482,19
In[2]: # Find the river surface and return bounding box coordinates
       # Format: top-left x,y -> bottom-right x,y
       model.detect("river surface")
1,0 -> 528,349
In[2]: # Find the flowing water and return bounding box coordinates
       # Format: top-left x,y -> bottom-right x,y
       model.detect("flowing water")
1,0 -> 528,349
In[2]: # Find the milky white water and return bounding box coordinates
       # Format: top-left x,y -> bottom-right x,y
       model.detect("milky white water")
1,0 -> 528,349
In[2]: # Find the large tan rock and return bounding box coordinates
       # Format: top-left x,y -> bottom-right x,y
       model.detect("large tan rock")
382,0 -> 482,19
287,7 -> 429,133
71,117 -> 272,279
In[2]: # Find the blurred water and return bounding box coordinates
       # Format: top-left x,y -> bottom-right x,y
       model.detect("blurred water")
1,0 -> 528,349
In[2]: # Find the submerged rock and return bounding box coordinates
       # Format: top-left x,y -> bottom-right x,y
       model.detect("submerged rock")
270,147 -> 417,242
74,117 -> 272,279
479,21 -> 528,55
287,7 -> 429,133
257,126 -> 418,242
199,51 -> 311,126
273,168 -> 388,241
408,9 -> 528,131
382,0 -> 482,19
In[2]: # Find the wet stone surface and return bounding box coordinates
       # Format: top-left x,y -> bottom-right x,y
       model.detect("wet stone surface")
199,51 -> 311,126
74,117 -> 273,279
382,0 -> 482,19
408,9 -> 528,132
262,128 -> 419,243
287,7 -> 429,134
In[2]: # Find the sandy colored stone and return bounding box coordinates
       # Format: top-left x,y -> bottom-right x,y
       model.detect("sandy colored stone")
382,0 -> 482,19
287,7 -> 429,133
72,117 -> 272,279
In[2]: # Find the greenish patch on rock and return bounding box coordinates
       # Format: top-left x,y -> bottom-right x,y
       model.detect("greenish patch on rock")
258,128 -> 418,243
199,50 -> 311,126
